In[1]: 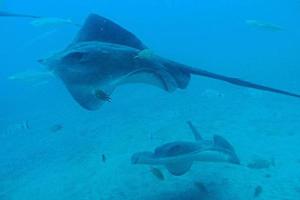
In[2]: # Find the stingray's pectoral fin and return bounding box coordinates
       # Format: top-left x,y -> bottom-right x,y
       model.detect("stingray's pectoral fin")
213,135 -> 235,152
165,161 -> 193,176
183,66 -> 300,99
65,83 -> 113,110
71,13 -> 147,50
213,135 -> 240,164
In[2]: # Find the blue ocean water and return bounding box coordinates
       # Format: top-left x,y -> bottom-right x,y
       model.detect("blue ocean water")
1,0 -> 300,199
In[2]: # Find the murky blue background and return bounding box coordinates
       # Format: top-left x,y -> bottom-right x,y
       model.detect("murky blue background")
1,1 -> 300,199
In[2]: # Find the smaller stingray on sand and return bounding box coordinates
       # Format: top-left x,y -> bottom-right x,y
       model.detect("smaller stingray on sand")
131,121 -> 240,176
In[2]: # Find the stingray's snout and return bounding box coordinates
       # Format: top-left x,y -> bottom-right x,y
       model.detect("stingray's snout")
37,56 -> 59,70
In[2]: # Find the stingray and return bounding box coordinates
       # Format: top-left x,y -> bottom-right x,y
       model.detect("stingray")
131,121 -> 240,176
36,13 -> 300,110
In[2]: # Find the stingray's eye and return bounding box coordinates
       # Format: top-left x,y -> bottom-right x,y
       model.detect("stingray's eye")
63,52 -> 85,63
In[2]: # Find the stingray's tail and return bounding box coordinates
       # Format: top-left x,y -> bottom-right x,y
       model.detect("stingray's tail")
183,66 -> 300,99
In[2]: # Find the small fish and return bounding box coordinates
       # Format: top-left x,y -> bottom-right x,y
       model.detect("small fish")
247,158 -> 275,169
50,124 -> 63,133
101,154 -> 106,163
8,70 -> 54,85
0,11 -> 80,27
30,17 -> 81,28
150,167 -> 164,181
246,20 -> 284,32
2,120 -> 30,136
254,185 -> 263,198
95,89 -> 111,102
23,120 -> 30,130
194,181 -> 209,194
0,11 -> 40,18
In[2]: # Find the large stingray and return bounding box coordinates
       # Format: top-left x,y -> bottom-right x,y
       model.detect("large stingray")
36,13 -> 300,110
131,121 -> 240,176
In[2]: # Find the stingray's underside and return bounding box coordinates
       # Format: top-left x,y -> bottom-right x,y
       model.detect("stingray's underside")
63,66 -> 189,110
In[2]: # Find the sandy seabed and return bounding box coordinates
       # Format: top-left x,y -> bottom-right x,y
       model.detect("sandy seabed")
1,82 -> 300,200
